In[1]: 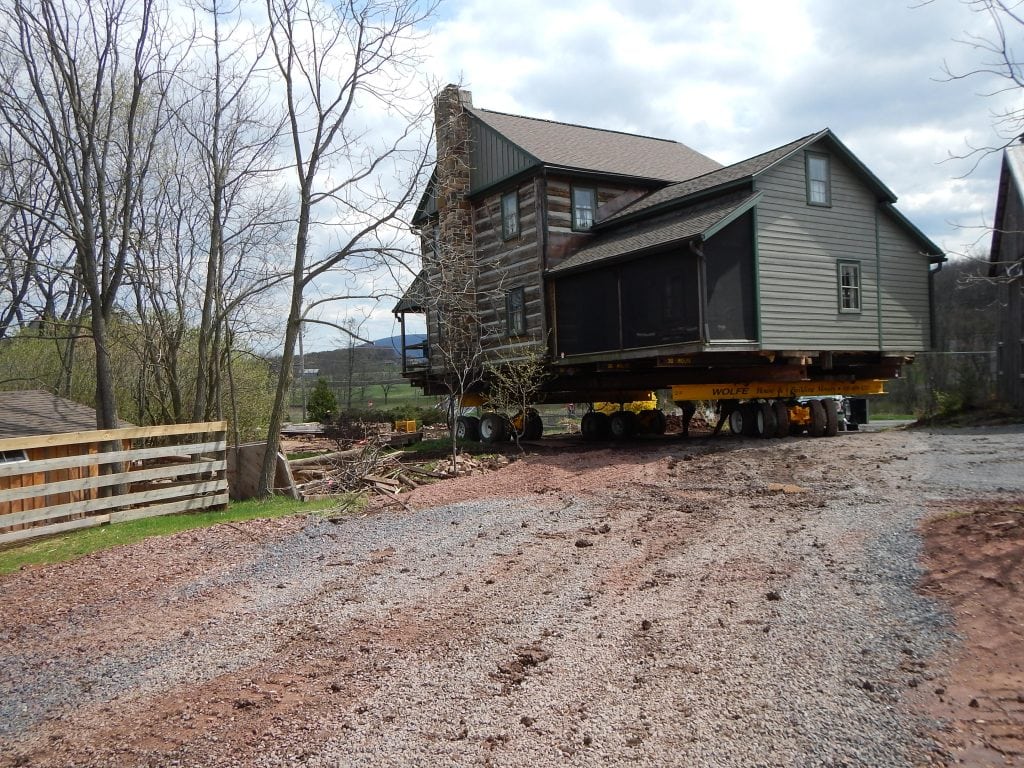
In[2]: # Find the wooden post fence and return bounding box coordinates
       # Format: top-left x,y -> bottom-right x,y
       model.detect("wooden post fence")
0,421 -> 228,546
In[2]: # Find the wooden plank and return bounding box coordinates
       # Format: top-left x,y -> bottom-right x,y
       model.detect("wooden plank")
0,440 -> 226,479
0,479 -> 228,528
108,492 -> 230,523
0,514 -> 111,546
0,460 -> 226,504
0,421 -> 227,453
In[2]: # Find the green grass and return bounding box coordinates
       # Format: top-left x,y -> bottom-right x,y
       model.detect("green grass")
286,450 -> 329,461
0,495 -> 350,576
396,437 -> 506,458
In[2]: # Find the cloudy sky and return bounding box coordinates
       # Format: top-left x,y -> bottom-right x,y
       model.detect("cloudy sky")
313,0 -> 1015,348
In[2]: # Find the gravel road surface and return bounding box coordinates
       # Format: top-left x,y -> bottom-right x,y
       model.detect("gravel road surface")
2,425 -> 1023,767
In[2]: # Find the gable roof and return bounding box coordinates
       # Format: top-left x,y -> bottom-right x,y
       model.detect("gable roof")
0,390 -> 131,439
468,108 -> 722,183
549,191 -> 761,276
593,128 -> 943,259
989,142 -> 1024,277
600,131 -> 824,226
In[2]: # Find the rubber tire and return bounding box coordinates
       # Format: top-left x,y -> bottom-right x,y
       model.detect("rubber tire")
772,400 -> 790,438
581,411 -> 610,440
755,402 -> 778,439
609,410 -> 638,440
637,409 -> 666,435
479,412 -> 509,444
455,415 -> 480,441
823,398 -> 839,437
807,399 -> 827,437
728,407 -> 745,436
522,410 -> 544,440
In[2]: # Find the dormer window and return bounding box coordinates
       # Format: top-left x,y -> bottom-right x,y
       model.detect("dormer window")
501,191 -> 519,239
572,186 -> 597,231
806,152 -> 831,206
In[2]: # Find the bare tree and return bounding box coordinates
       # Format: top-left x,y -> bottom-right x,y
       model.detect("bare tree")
118,0 -> 286,430
256,0 -> 434,496
0,0 -> 180,428
182,0 -> 285,423
931,1 -> 1024,163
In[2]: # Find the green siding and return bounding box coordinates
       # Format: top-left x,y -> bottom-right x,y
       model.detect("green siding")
756,144 -> 906,351
877,211 -> 931,352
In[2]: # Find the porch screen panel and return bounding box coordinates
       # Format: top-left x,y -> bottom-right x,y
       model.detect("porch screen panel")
704,212 -> 757,341
620,251 -> 700,348
555,270 -> 620,355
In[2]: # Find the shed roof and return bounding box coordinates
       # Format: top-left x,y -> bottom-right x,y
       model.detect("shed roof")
393,270 -> 428,313
549,191 -> 761,276
468,108 -> 722,182
0,390 -> 130,439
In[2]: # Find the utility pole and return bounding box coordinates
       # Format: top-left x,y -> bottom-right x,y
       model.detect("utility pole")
299,321 -> 307,421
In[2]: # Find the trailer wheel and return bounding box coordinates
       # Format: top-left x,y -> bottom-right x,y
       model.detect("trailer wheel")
772,400 -> 790,438
728,407 -> 745,436
823,398 -> 839,437
609,410 -> 638,440
807,399 -> 826,437
637,409 -> 666,435
756,402 -> 778,439
455,415 -> 480,441
479,412 -> 509,444
581,411 -> 610,440
523,409 -> 544,440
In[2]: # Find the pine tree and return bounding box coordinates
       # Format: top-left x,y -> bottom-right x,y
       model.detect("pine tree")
307,378 -> 337,423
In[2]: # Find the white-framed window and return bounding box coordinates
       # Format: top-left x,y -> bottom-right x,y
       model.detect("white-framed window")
506,287 -> 526,336
0,449 -> 29,463
838,260 -> 861,312
501,191 -> 519,240
571,186 -> 597,231
806,152 -> 831,206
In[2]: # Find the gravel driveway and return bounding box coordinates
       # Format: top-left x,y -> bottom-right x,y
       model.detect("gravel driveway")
2,426 -> 1023,767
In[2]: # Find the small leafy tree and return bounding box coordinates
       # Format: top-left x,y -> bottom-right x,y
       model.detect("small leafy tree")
484,342 -> 549,451
306,378 -> 337,423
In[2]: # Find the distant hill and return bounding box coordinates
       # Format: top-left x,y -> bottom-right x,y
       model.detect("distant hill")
282,335 -> 426,379
370,334 -> 426,359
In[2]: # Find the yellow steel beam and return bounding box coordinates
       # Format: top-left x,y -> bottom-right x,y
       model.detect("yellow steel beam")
670,379 -> 887,401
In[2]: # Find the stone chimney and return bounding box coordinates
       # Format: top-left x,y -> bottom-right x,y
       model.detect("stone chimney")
433,85 -> 474,265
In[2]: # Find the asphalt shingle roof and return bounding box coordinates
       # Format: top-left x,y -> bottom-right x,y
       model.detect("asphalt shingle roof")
549,191 -> 761,275
469,108 -> 723,182
601,131 -> 823,225
0,390 -> 131,439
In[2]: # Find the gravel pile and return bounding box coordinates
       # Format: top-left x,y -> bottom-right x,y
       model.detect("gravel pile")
0,429 -> 976,767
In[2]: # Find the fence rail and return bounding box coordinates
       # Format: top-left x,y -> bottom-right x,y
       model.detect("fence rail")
0,421 -> 228,546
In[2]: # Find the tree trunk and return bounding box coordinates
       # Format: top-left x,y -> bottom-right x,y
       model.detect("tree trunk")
258,198 -> 310,497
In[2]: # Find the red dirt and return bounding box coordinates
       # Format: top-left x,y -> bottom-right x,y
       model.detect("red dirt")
918,499 -> 1024,766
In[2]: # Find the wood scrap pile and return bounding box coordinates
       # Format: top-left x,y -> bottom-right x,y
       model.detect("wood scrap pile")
290,442 -> 439,503
289,442 -> 510,505
322,420 -> 392,447
434,453 -> 502,477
